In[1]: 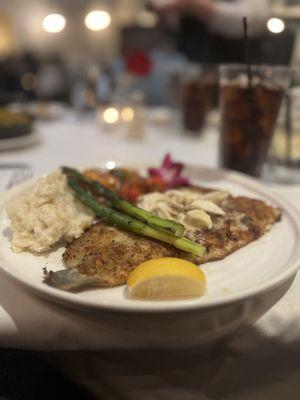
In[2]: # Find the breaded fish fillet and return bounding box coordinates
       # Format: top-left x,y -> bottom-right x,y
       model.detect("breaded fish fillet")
64,222 -> 179,285
44,191 -> 281,291
45,222 -> 179,290
188,194 -> 281,263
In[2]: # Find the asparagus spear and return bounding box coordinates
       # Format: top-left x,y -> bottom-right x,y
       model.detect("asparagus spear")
62,166 -> 185,238
67,179 -> 206,257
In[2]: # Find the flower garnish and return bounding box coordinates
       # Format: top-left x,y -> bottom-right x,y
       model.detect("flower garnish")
148,154 -> 191,189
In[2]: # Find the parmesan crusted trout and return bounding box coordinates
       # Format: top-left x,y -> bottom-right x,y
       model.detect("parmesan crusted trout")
45,222 -> 179,290
44,191 -> 281,291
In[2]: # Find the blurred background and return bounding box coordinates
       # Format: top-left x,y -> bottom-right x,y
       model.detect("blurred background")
0,0 -> 299,182
0,0 -> 297,107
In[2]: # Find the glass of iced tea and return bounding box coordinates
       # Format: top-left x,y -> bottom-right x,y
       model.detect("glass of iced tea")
219,65 -> 292,177
181,64 -> 216,135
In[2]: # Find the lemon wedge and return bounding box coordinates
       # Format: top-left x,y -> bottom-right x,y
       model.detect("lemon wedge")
127,257 -> 206,299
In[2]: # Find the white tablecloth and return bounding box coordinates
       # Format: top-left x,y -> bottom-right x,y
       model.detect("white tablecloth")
0,112 -> 219,179
1,111 -> 300,399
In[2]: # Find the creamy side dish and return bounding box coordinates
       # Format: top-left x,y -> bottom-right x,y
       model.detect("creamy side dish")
137,189 -> 228,234
7,170 -> 94,253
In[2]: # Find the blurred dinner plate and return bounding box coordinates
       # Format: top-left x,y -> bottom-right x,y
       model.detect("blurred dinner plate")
0,165 -> 300,348
9,102 -> 65,120
0,130 -> 41,151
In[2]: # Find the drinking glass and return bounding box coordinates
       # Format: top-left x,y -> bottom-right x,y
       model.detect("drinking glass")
181,64 -> 215,135
219,64 -> 292,177
265,85 -> 300,183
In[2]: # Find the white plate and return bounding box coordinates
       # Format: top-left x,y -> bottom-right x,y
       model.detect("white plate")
9,102 -> 66,120
0,130 -> 41,151
0,165 -> 300,316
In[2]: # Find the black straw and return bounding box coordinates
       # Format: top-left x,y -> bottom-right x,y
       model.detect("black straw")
243,17 -> 252,89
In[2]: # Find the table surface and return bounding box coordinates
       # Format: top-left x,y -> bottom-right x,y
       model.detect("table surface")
0,111 -> 219,176
1,109 -> 300,399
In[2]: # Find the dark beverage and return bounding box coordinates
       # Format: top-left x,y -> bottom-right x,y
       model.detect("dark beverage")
220,83 -> 284,176
181,67 -> 215,135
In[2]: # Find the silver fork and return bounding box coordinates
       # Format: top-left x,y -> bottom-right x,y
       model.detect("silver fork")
6,165 -> 33,189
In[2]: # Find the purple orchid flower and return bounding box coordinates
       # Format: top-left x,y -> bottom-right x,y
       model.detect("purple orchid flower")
148,154 -> 191,189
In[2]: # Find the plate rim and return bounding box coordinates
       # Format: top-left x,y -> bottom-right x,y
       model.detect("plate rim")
1,165 -> 300,314
0,129 -> 41,151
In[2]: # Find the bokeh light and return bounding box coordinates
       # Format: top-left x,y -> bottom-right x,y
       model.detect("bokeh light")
121,107 -> 134,122
106,161 -> 116,170
43,14 -> 66,33
267,18 -> 285,34
21,73 -> 36,91
103,107 -> 119,124
85,10 -> 111,31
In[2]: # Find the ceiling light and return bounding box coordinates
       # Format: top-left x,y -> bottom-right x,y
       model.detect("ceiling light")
85,10 -> 111,31
267,18 -> 285,34
43,14 -> 66,33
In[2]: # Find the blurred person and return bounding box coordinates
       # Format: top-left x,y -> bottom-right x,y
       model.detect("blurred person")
15,51 -> 39,100
139,44 -> 187,105
111,42 -> 187,106
96,65 -> 113,105
151,0 -> 271,63
35,55 -> 69,102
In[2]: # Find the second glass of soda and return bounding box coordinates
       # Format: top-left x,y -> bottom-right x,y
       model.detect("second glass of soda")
219,64 -> 292,177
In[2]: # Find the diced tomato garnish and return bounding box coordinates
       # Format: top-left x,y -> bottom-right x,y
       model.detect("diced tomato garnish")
145,176 -> 166,192
84,167 -> 168,204
84,170 -> 120,190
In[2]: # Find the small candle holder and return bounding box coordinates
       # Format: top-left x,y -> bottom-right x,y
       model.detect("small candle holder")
98,89 -> 145,140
